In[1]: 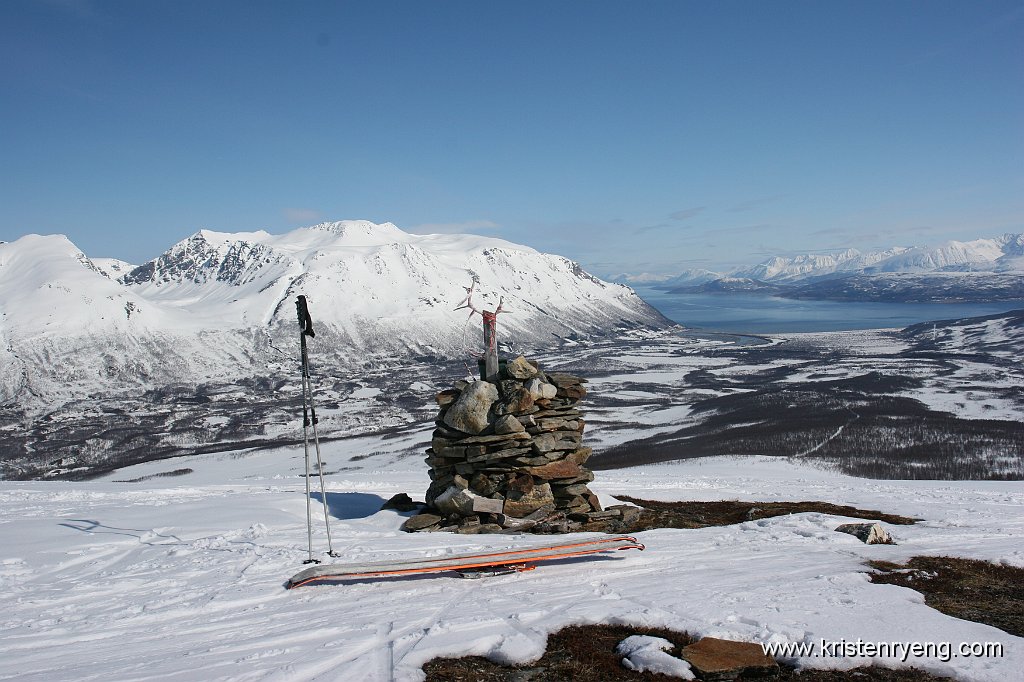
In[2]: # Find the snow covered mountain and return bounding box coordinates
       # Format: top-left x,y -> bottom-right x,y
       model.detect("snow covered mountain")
732,234 -> 1024,283
0,221 -> 668,407
643,234 -> 1024,302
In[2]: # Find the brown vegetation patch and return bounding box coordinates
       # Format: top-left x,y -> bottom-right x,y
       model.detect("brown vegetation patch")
616,496 -> 919,531
869,556 -> 1024,637
423,624 -> 951,681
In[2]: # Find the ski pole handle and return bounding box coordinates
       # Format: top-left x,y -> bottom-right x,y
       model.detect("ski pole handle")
296,295 -> 316,337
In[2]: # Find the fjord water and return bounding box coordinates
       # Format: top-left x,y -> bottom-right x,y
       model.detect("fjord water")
635,288 -> 1024,334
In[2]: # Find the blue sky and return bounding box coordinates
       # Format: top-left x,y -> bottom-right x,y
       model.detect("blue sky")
2,0 -> 1021,277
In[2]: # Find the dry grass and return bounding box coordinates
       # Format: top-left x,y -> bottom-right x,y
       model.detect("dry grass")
423,624 -> 953,681
615,496 -> 919,531
869,556 -> 1024,638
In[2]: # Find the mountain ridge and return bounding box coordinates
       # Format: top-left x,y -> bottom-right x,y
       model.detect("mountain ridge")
0,221 -> 669,407
629,233 -> 1024,302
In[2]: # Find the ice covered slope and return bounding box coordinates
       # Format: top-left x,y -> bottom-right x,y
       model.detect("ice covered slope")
0,222 -> 668,404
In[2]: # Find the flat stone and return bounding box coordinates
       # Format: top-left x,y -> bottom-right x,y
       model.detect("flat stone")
402,513 -> 442,532
557,483 -> 592,496
546,372 -> 586,387
606,504 -> 641,525
460,432 -> 532,446
517,415 -> 537,429
533,408 -> 582,419
458,523 -> 503,534
466,447 -> 533,464
472,496 -> 505,514
442,380 -> 498,435
681,637 -> 779,681
526,460 -> 582,480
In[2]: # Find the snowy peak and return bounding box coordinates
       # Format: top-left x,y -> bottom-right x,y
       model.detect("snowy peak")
304,220 -> 410,245
0,233 -> 98,287
122,231 -> 292,288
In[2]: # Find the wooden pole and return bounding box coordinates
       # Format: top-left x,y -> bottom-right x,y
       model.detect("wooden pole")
482,310 -> 498,381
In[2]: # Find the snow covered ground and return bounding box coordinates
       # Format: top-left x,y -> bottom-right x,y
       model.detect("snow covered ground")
2,445 -> 1021,681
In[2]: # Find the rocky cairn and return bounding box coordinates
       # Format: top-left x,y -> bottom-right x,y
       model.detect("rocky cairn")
401,356 -> 638,534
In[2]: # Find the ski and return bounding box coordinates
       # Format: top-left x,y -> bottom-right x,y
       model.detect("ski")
286,536 -> 645,588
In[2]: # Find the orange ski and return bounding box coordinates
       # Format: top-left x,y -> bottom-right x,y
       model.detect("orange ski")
287,536 -> 645,588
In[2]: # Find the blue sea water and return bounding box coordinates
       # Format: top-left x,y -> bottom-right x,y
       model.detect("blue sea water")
634,288 -> 1024,334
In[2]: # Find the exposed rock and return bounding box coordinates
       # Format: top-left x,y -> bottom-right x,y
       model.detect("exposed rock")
435,389 -> 460,406
504,482 -> 554,517
681,637 -> 779,681
472,496 -> 505,514
494,414 -> 526,435
835,522 -> 895,544
442,380 -> 498,434
526,460 -> 582,480
526,377 -> 557,400
401,513 -> 442,532
507,472 -> 534,495
380,493 -> 421,512
505,355 -> 539,379
434,486 -> 484,517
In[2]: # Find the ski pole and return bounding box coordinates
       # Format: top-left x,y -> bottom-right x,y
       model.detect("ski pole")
295,296 -> 337,562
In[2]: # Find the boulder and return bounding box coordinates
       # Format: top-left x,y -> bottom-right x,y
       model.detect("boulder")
442,380 -> 498,434
380,493 -> 421,512
835,522 -> 895,544
505,355 -> 539,379
434,486 -> 484,517
503,482 -> 554,517
494,414 -> 526,435
526,377 -> 557,400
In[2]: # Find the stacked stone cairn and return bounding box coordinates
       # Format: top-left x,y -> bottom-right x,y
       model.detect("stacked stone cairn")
401,355 -> 640,534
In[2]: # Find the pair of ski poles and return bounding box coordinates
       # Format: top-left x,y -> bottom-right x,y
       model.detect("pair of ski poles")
295,296 -> 337,564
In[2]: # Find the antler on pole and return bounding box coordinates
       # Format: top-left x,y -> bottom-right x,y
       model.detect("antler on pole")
455,280 -> 508,382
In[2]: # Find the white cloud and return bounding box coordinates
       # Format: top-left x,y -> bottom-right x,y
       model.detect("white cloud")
408,220 -> 500,235
282,208 -> 324,224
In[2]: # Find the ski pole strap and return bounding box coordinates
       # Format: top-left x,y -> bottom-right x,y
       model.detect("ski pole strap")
296,296 -> 316,337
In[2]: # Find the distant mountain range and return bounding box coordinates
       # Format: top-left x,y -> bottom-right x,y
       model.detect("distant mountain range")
616,234 -> 1024,302
0,221 -> 668,407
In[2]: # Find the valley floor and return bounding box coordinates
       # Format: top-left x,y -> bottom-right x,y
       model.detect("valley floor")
1,450 -> 1021,681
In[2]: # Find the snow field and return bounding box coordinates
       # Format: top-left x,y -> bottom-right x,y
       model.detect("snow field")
1,447 -> 1021,682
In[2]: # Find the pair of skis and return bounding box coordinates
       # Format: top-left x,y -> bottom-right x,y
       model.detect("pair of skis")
287,536 -> 645,588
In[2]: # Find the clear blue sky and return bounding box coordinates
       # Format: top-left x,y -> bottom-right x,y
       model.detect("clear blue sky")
2,0 -> 1021,276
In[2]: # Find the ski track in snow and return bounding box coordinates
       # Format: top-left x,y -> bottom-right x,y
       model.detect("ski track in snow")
1,450 -> 1022,682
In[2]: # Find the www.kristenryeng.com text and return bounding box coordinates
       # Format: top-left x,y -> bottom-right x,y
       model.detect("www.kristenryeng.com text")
762,639 -> 1004,663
